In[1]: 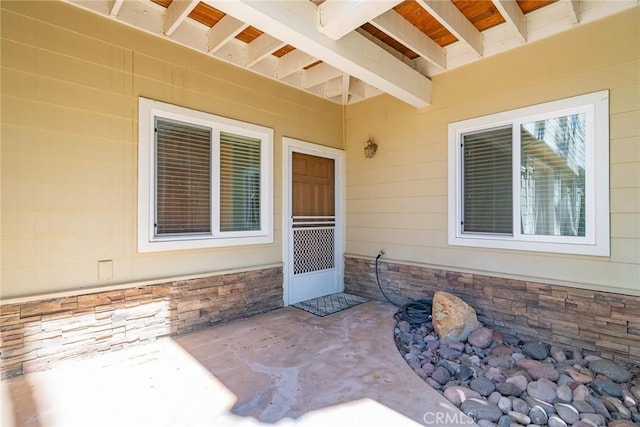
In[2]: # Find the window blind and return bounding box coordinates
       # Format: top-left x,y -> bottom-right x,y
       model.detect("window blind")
220,131 -> 261,232
462,126 -> 513,234
155,118 -> 211,235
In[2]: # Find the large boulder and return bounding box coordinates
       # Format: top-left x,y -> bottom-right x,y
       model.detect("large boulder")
432,291 -> 481,341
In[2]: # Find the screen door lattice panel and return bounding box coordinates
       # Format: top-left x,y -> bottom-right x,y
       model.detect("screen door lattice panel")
292,222 -> 335,275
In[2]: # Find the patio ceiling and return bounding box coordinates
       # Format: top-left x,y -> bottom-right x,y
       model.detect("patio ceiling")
65,0 -> 638,108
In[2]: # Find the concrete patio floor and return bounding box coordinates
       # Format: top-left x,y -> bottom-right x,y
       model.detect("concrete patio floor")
1,300 -> 475,426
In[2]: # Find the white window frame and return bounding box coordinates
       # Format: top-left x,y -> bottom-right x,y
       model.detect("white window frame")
448,90 -> 610,256
138,97 -> 273,252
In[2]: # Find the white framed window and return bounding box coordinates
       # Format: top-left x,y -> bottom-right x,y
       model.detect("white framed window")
138,97 -> 273,252
448,90 -> 610,256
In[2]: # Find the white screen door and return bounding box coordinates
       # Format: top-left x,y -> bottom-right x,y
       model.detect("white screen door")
284,140 -> 343,305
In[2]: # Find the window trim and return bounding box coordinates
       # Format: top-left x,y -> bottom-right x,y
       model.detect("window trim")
138,97 -> 273,253
448,90 -> 610,256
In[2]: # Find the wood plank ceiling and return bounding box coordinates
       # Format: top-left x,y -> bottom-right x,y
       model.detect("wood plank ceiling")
66,0 -> 638,108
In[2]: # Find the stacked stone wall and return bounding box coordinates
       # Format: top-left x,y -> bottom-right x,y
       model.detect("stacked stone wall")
0,267 -> 283,379
344,256 -> 640,364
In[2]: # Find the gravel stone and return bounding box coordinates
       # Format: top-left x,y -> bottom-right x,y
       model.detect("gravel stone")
527,379 -> 558,403
581,413 -> 606,426
573,384 -> 591,401
486,355 -> 513,370
497,396 -> 512,413
621,389 -> 637,407
394,313 -> 638,427
436,359 -> 459,375
572,400 -> 595,414
491,345 -> 514,356
496,381 -> 522,397
585,395 -> 612,420
508,410 -> 531,425
523,342 -> 550,360
591,379 -> 623,398
512,397 -> 530,414
443,385 -> 481,406
470,376 -> 496,396
515,359 -> 560,382
556,384 -> 573,403
550,345 -> 567,363
554,403 -> 580,424
505,374 -> 528,393
431,366 -> 452,385
566,368 -> 594,384
529,405 -> 549,425
608,421 -> 638,427
589,359 -> 632,383
461,398 -> 503,422
468,327 -> 494,349
547,414 -> 568,427
497,414 -> 511,427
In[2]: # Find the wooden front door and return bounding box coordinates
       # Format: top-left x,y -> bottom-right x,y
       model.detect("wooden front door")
288,152 -> 339,304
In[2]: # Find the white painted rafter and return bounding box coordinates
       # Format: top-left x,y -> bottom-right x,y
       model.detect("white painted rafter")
302,63 -> 342,89
246,33 -> 286,68
109,0 -> 124,17
323,75 -> 344,98
341,73 -> 350,104
491,0 -> 527,42
277,50 -> 318,79
371,9 -> 446,70
348,76 -> 366,99
63,0 -> 639,107
415,0 -> 483,56
560,0 -> 580,24
164,0 -> 199,36
208,14 -> 249,53
205,0 -> 432,108
317,0 -> 402,40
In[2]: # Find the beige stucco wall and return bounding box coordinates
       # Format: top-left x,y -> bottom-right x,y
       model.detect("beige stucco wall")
0,1 -> 343,299
346,8 -> 640,296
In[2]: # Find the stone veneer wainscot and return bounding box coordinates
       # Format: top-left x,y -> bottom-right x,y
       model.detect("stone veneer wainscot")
0,266 -> 283,379
344,255 -> 640,364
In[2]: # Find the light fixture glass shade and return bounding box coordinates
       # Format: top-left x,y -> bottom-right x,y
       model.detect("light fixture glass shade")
364,139 -> 378,158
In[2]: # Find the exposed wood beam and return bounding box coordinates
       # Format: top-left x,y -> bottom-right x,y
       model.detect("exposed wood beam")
302,63 -> 342,88
560,0 -> 580,24
205,0 -> 432,108
246,33 -> 286,68
208,14 -> 249,53
491,0 -> 527,42
164,0 -> 199,36
415,0 -> 483,56
277,50 -> 318,79
109,0 -> 124,17
371,9 -> 445,70
317,0 -> 403,40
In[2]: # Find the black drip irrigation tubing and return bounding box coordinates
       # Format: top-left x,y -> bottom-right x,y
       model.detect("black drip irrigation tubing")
374,252 -> 433,326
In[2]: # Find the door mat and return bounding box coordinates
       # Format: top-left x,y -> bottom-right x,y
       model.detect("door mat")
291,292 -> 368,317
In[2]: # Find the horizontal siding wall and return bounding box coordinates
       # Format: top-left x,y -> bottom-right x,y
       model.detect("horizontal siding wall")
0,1 -> 343,299
345,256 -> 640,364
0,267 -> 283,379
345,7 -> 640,296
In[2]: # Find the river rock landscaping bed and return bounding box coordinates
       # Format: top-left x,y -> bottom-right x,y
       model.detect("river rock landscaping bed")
395,320 -> 640,427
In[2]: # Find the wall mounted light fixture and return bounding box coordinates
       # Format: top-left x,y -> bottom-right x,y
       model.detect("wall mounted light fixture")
364,138 -> 378,158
